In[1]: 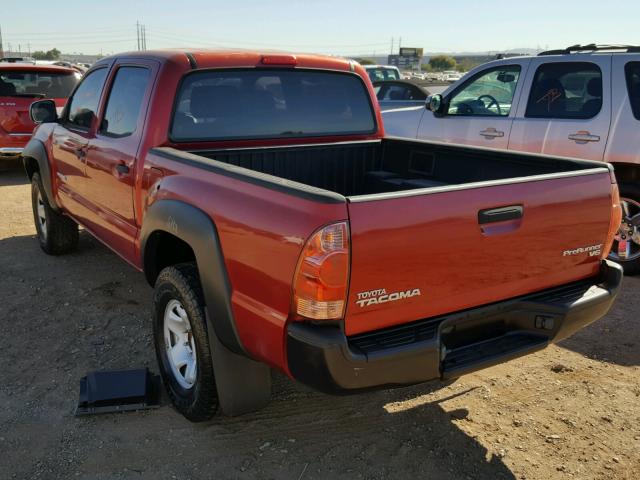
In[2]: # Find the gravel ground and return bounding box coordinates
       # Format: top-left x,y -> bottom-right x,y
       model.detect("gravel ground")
1,164 -> 639,479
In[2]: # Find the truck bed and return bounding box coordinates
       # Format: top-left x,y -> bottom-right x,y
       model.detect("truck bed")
183,138 -> 603,198
153,138 -> 614,336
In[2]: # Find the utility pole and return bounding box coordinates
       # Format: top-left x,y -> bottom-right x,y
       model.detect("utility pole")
399,37 -> 402,51
142,25 -> 147,50
136,21 -> 140,50
390,37 -> 394,55
0,25 -> 4,58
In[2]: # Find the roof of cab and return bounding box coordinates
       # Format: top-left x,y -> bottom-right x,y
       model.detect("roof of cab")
93,49 -> 357,72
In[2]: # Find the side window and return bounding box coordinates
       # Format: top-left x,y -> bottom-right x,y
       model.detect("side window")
625,62 -> 640,121
100,67 -> 150,137
525,62 -> 602,119
447,65 -> 521,117
66,68 -> 108,129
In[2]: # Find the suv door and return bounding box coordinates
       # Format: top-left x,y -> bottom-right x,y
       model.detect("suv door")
52,67 -> 109,212
82,62 -> 156,260
415,61 -> 528,149
509,56 -> 612,160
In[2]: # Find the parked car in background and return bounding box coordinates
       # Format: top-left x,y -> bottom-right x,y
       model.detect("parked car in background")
23,49 -> 622,421
382,44 -> 640,273
363,64 -> 401,82
0,64 -> 80,160
0,56 -> 36,65
373,79 -> 429,110
443,70 -> 464,83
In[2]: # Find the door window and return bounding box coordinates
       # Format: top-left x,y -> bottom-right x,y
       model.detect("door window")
525,62 -> 602,119
100,67 -> 150,137
625,62 -> 640,120
65,68 -> 108,129
447,65 -> 521,116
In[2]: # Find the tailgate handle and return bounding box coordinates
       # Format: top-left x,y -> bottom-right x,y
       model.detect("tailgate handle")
478,205 -> 523,224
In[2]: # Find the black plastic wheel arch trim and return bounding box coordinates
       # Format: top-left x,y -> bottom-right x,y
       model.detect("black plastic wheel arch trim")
140,199 -> 247,356
22,139 -> 60,212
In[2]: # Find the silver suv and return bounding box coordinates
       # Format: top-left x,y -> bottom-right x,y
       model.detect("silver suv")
382,45 -> 640,273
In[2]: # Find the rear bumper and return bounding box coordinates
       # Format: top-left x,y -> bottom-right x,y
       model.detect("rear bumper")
286,260 -> 622,394
0,147 -> 24,159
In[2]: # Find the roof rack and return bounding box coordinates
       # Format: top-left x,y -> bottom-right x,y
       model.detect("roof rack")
539,44 -> 640,56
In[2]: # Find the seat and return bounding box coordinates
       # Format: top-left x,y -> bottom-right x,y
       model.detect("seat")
189,85 -> 240,121
528,78 -> 566,117
0,78 -> 16,96
581,77 -> 603,117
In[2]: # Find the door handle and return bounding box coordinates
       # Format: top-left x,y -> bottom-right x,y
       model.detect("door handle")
479,128 -> 505,139
116,163 -> 130,174
568,131 -> 600,143
478,205 -> 523,224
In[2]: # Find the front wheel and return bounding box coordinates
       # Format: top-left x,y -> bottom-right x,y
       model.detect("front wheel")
31,172 -> 78,255
153,263 -> 219,421
609,183 -> 640,275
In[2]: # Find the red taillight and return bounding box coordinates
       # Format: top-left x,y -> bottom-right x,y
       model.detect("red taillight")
292,222 -> 349,320
603,182 -> 622,258
261,55 -> 297,66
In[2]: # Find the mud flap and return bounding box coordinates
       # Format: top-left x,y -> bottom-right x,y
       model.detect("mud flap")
209,318 -> 272,416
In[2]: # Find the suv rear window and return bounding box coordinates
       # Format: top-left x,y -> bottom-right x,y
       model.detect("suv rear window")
525,62 -> 602,119
0,70 -> 81,98
625,62 -> 640,120
171,69 -> 376,141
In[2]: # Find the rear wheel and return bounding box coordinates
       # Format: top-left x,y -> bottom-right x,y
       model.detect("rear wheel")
609,184 -> 640,275
153,263 -> 218,421
31,172 -> 78,255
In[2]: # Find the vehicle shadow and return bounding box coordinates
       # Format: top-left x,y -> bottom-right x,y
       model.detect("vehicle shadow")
559,274 -> 640,366
0,232 -> 516,480
0,161 -> 29,185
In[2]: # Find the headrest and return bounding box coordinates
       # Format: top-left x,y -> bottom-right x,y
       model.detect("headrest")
587,77 -> 602,97
189,85 -> 239,119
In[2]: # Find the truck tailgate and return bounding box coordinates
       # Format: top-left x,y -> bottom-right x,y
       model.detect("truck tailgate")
344,171 -> 613,336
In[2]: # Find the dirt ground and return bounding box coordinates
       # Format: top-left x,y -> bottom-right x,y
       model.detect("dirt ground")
1,164 -> 639,480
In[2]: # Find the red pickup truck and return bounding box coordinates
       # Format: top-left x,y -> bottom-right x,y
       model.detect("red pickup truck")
23,50 -> 623,421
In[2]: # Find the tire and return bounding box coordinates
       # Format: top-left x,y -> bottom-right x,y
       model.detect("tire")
31,172 -> 78,255
609,183 -> 640,275
153,262 -> 218,421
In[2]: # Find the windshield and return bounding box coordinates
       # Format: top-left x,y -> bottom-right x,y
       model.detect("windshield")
171,69 -> 376,141
0,70 -> 81,98
367,68 -> 400,82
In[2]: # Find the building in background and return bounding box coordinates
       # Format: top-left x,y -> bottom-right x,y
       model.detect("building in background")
388,47 -> 424,70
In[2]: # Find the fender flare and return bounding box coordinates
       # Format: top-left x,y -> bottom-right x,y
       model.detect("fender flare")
22,139 -> 60,211
140,199 -> 246,356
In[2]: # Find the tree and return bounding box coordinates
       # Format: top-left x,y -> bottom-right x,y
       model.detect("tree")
32,48 -> 61,60
355,58 -> 376,65
428,55 -> 457,71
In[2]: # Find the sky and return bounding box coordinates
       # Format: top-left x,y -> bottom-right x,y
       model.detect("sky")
1,0 -> 639,57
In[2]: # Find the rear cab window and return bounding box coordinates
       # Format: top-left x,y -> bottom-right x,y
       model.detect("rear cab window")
525,62 -> 602,119
625,62 -> 640,120
100,66 -> 151,137
0,69 -> 81,98
170,69 -> 376,141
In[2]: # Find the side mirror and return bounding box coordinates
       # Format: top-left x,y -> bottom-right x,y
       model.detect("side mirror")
427,94 -> 446,116
30,99 -> 58,124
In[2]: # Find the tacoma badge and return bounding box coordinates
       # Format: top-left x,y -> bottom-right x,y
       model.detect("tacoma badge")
356,288 -> 421,307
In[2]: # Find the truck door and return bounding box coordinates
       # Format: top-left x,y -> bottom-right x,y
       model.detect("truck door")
415,61 -> 528,149
51,67 -> 109,212
81,61 -> 156,261
508,56 -> 612,161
